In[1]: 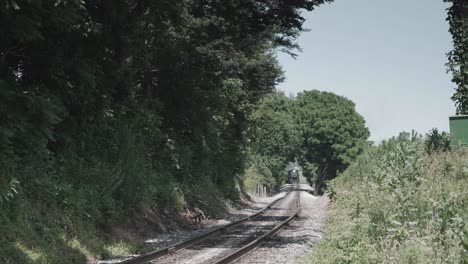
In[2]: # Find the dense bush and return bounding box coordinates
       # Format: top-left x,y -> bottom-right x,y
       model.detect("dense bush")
305,136 -> 468,264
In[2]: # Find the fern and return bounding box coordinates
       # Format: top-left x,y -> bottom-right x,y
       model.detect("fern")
0,177 -> 19,205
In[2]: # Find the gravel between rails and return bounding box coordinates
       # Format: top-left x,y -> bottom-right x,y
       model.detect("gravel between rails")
236,190 -> 329,264
149,188 -> 298,264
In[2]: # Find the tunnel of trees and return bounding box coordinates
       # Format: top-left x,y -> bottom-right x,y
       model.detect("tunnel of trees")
245,91 -> 369,195
0,0 -> 465,262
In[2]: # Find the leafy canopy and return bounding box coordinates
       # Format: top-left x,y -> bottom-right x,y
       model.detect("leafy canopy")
294,91 -> 369,193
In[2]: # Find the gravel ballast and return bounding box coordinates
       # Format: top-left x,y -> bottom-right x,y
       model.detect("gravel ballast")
98,189 -> 288,264
236,187 -> 329,264
150,188 -> 297,264
98,184 -> 328,264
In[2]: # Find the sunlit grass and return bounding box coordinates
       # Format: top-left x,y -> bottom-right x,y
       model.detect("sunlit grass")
104,241 -> 135,257
67,237 -> 94,259
15,242 -> 44,263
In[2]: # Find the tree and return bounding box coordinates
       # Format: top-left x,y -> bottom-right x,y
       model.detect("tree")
294,91 -> 369,194
445,0 -> 468,114
425,128 -> 451,154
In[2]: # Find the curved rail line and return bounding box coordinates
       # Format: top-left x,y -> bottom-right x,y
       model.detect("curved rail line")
212,185 -> 301,264
119,185 -> 298,264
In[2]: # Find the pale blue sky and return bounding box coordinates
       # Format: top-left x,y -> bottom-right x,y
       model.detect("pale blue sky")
277,0 -> 455,141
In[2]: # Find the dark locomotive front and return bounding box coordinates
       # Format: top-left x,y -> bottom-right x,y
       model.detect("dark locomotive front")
287,168 -> 299,184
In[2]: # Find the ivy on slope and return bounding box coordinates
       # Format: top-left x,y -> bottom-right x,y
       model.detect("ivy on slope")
445,0 -> 468,114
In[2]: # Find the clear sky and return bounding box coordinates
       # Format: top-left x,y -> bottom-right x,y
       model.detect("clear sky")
276,0 -> 455,142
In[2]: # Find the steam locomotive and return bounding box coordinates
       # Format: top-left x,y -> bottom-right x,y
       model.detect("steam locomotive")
287,168 -> 299,184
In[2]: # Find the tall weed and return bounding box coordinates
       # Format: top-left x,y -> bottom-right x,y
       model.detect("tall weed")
306,137 -> 468,264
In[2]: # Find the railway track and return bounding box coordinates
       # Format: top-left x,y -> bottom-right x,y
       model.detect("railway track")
119,184 -> 301,264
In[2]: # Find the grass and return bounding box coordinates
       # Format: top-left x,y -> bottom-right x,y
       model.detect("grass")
301,137 -> 468,264
0,191 -> 143,263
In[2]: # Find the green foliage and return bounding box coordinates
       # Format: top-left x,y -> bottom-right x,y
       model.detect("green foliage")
242,155 -> 276,192
445,0 -> 468,114
294,91 -> 369,194
243,90 -> 369,194
425,128 -> 451,154
305,136 -> 468,264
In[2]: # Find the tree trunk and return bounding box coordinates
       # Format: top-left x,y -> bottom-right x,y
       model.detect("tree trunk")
313,181 -> 321,196
314,165 -> 327,195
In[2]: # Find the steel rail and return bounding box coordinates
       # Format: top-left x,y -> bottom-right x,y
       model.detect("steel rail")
211,184 -> 301,264
118,185 -> 295,264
